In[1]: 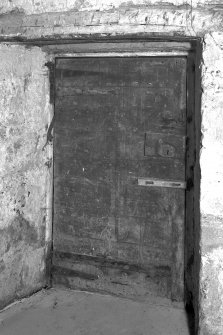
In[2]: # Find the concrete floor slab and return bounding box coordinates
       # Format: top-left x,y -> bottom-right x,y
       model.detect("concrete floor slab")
0,288 -> 190,335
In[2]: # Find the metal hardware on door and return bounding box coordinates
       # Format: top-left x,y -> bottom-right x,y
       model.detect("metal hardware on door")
138,178 -> 186,189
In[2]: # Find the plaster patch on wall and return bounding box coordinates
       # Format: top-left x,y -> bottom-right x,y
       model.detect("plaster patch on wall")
0,44 -> 52,309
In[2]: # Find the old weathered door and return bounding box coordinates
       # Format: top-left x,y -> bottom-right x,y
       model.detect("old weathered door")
53,57 -> 187,302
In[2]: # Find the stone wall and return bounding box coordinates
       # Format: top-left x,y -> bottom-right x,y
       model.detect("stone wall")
0,44 -> 53,308
0,1 -> 223,334
199,33 -> 223,335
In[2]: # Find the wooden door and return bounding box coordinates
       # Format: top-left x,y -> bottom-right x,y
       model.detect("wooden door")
53,57 -> 187,302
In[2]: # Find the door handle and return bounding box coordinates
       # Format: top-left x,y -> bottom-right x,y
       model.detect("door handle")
138,178 -> 186,189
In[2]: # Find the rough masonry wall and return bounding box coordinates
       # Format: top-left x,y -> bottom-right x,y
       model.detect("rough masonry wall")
0,44 -> 52,308
0,0 -> 223,38
0,1 -> 223,335
199,33 -> 223,335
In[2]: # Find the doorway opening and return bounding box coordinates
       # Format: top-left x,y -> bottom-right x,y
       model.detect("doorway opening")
47,38 -> 201,333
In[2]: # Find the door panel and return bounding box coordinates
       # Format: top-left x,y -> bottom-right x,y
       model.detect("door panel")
53,57 -> 186,301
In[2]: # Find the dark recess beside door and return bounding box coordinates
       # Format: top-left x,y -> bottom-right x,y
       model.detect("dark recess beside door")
53,56 -> 187,302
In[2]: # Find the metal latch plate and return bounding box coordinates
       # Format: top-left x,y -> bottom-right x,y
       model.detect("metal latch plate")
138,178 -> 186,189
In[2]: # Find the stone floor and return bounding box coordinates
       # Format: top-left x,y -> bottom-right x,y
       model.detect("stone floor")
0,288 -> 190,335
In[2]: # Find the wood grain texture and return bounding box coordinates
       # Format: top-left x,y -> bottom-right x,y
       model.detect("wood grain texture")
53,57 -> 186,301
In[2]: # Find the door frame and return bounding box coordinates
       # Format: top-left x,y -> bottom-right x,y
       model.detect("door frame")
42,36 -> 201,319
